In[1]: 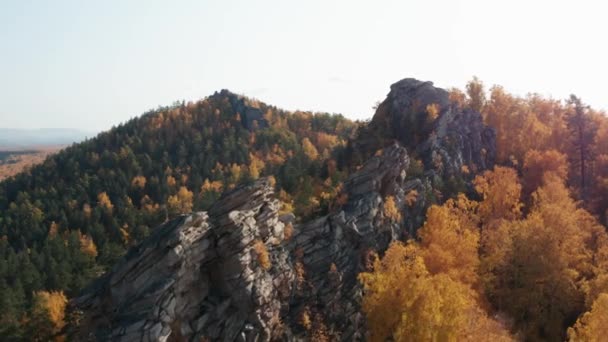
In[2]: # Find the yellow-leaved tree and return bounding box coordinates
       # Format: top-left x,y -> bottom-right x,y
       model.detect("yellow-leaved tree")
131,175 -> 147,189
474,166 -> 522,226
359,242 -> 512,342
382,195 -> 401,223
79,232 -> 98,258
248,153 -> 265,180
568,293 -> 608,341
97,192 -> 114,212
522,149 -> 568,200
487,174 -> 605,341
473,167 -> 524,300
302,137 -> 319,161
28,290 -> 68,340
418,194 -> 480,287
167,186 -> 194,216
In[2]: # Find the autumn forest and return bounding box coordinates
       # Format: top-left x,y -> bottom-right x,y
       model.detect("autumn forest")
2,78 -> 608,341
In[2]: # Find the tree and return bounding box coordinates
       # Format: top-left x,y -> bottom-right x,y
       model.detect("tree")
522,149 -> 568,201
166,175 -> 177,189
228,164 -> 242,184
591,154 -> 608,225
79,232 -> 98,258
167,186 -> 193,216
466,76 -> 486,113
418,195 -> 480,286
448,88 -> 466,107
131,175 -> 147,189
474,166 -> 522,226
486,175 -> 604,340
97,192 -> 113,213
302,138 -> 319,161
426,103 -> 440,121
568,293 -> 608,341
253,240 -> 271,270
248,153 -> 265,180
566,95 -> 597,200
27,290 -> 67,341
359,242 -> 512,342
382,195 -> 401,223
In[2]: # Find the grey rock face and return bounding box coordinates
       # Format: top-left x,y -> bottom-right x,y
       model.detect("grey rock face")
350,78 -> 495,179
216,89 -> 269,130
70,179 -> 293,341
69,78 -> 496,341
70,144 -> 412,341
288,143 -> 411,341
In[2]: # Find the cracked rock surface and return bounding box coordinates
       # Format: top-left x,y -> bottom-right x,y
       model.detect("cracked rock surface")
69,78 -> 496,341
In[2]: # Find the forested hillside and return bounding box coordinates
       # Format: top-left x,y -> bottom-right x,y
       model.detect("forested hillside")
0,90 -> 357,339
454,78 -> 608,224
360,79 -> 608,341
2,77 -> 608,341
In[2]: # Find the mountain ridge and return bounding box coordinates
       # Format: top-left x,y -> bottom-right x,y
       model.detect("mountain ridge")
0,83 -> 360,340
66,78 -> 496,341
3,77 -> 608,340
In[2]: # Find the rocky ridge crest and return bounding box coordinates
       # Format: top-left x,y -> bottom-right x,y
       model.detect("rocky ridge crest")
70,78 -> 496,341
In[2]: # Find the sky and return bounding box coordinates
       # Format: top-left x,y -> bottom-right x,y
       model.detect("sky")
1,0 -> 607,133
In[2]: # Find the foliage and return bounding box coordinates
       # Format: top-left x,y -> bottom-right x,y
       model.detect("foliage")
404,189 -> 418,207
418,195 -> 480,286
462,77 -> 608,220
301,137 -> 319,161
480,173 -> 607,341
79,232 -> 98,258
568,293 -> 608,341
359,242 -> 513,342
474,166 -> 522,225
0,91 -> 356,336
167,186 -> 194,215
4,77 -> 608,339
28,290 -> 68,341
382,195 -> 401,223
465,76 -> 486,113
362,164 -> 608,341
522,149 -> 568,200
425,103 -> 440,121
253,240 -> 271,270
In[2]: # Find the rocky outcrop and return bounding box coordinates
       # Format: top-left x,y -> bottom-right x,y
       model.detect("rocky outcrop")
349,78 -> 496,179
285,143 -> 415,340
70,178 -> 293,341
69,143 -> 415,341
215,89 -> 269,130
69,78 -> 495,341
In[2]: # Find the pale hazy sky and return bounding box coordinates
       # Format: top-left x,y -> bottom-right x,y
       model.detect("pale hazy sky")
1,0 -> 606,132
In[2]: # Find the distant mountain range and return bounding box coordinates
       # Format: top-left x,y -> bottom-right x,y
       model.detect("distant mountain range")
0,128 -> 94,149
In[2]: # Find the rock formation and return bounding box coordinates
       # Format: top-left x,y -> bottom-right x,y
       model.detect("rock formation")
348,78 -> 495,179
69,78 -> 496,341
69,178 -> 291,341
216,89 -> 269,130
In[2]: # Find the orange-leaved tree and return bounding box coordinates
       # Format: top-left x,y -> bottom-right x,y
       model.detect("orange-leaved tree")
359,241 -> 512,342
418,194 -> 480,287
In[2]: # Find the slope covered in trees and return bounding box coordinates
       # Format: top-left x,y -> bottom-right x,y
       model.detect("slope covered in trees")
361,165 -> 608,341
0,90 -> 357,339
459,78 -> 608,222
2,77 -> 608,340
360,78 -> 608,341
